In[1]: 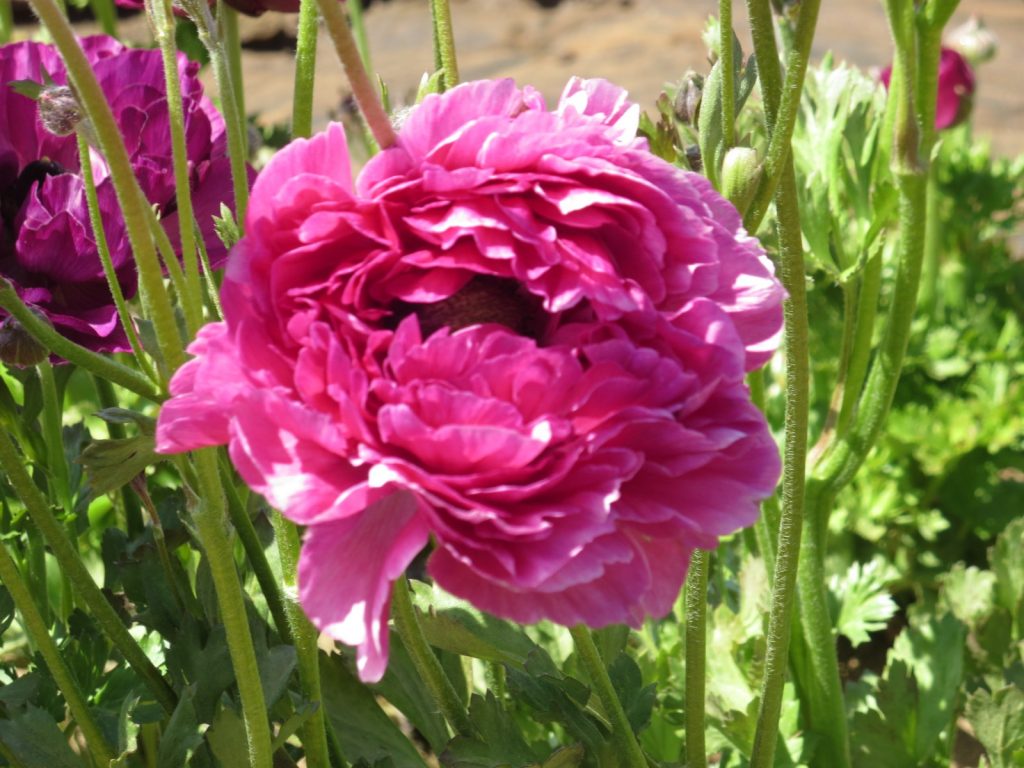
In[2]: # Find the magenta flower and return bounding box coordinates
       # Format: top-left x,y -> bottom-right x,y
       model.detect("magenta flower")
881,46 -> 976,131
0,37 -> 236,353
156,78 -> 784,681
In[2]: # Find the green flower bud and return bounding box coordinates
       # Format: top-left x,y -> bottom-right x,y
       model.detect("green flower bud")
721,147 -> 761,215
38,85 -> 82,137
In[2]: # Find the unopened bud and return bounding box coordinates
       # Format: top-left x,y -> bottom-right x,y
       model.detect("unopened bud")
0,315 -> 48,367
721,147 -> 761,215
947,16 -> 997,65
684,145 -> 703,175
38,85 -> 82,137
673,71 -> 704,125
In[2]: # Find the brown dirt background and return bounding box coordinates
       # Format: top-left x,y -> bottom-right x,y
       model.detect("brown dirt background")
225,0 -> 1023,156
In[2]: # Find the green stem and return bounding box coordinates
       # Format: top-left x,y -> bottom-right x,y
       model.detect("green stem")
391,576 -> 472,736
0,539 -> 115,764
220,4 -> 246,125
149,0 -> 204,336
569,625 -> 646,768
219,459 -> 292,642
27,0 -> 186,376
684,550 -> 709,767
742,0 -> 822,235
719,0 -> 734,148
38,362 -> 73,515
191,0 -> 250,224
291,0 -> 320,139
0,283 -> 160,402
75,133 -> 157,384
916,171 -> 941,325
0,0 -> 13,44
88,0 -> 117,37
809,282 -> 858,464
430,0 -> 459,88
348,0 -> 373,77
750,160 -> 813,768
271,512 -> 333,768
835,247 -> 882,437
192,448 -> 273,768
0,428 -> 178,714
315,0 -> 396,149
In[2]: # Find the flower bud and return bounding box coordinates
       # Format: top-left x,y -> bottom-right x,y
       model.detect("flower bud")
947,16 -> 997,65
0,315 -> 48,367
721,147 -> 761,215
37,85 -> 82,137
673,71 -> 704,125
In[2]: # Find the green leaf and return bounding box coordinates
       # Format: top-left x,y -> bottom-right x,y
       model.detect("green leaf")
607,653 -> 655,733
373,632 -> 451,753
0,705 -> 85,768
851,661 -> 918,768
319,655 -> 430,768
157,686 -> 207,768
206,704 -> 249,768
95,408 -> 156,436
409,580 -> 541,667
991,518 -> 1024,630
830,559 -> 898,647
441,692 -> 539,767
258,644 -> 297,710
965,685 -> 1024,768
78,434 -> 159,496
941,563 -> 997,628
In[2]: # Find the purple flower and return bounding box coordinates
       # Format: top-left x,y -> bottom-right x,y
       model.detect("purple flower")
881,46 -> 976,131
114,0 -> 311,17
156,78 -> 785,681
0,37 -> 237,353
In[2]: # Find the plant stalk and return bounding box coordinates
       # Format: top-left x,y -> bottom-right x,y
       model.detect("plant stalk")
430,0 -> 459,88
291,0 -> 320,138
684,549 -> 709,767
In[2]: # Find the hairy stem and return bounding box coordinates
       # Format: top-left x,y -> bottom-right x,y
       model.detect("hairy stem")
684,549 -> 709,767
291,0 -> 319,138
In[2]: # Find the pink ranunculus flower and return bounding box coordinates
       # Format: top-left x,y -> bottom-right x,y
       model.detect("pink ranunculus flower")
156,78 -> 785,682
881,46 -> 976,131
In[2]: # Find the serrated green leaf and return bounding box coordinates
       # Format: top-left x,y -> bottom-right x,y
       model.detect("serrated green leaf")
95,408 -> 156,436
409,579 -> 540,667
319,655 -> 429,768
607,653 -> 655,733
440,692 -> 539,767
966,685 -> 1024,768
941,563 -> 997,628
991,518 -> 1024,630
157,686 -> 206,768
206,704 -> 248,768
0,705 -> 85,768
78,434 -> 159,496
830,559 -> 898,647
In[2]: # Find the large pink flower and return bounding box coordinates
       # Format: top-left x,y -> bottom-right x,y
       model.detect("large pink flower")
156,78 -> 784,682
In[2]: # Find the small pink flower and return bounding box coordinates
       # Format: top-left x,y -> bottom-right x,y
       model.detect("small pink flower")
881,47 -> 976,131
157,78 -> 784,682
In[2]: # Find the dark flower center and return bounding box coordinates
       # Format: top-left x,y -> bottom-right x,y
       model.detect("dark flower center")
1,158 -> 67,246
402,275 -> 548,340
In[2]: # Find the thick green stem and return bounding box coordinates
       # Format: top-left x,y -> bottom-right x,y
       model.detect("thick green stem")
392,576 -> 473,736
192,448 -> 273,768
38,362 -> 73,515
0,0 -> 13,44
27,0 -> 186,376
316,0 -> 396,149
916,171 -> 941,325
430,0 -> 459,88
570,625 -> 647,768
0,429 -> 178,714
190,0 -> 249,224
89,0 -> 117,36
0,284 -> 160,402
149,0 -> 204,335
75,133 -> 157,383
271,512 -> 333,768
219,460 -> 292,643
835,248 -> 882,437
742,0 -> 822,235
719,0 -> 734,148
0,539 -> 115,764
750,160 -> 813,768
684,549 -> 709,767
291,0 -> 319,139
220,4 -> 246,125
